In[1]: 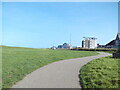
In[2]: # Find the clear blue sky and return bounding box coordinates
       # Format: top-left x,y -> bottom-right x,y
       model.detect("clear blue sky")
2,2 -> 118,48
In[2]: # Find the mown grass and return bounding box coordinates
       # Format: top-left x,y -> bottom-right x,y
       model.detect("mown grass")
80,56 -> 119,88
102,51 -> 115,54
2,46 -> 98,88
0,46 -> 2,90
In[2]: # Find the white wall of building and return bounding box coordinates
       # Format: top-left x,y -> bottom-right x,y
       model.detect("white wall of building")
82,37 -> 97,49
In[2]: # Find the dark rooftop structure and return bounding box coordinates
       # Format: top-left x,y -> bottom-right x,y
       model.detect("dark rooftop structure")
105,33 -> 120,48
116,33 -> 120,40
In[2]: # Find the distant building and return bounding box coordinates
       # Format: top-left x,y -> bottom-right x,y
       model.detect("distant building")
82,37 -> 97,49
105,33 -> 120,48
72,46 -> 81,48
82,40 -> 85,48
51,46 -> 57,50
97,44 -> 105,48
58,45 -> 63,49
105,40 -> 115,48
115,33 -> 120,47
63,43 -> 71,48
57,43 -> 72,49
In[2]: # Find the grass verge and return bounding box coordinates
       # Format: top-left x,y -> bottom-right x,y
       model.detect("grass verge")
2,46 -> 98,88
80,56 -> 119,88
0,46 -> 2,89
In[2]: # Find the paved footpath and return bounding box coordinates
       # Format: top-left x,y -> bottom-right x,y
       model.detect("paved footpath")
12,52 -> 111,88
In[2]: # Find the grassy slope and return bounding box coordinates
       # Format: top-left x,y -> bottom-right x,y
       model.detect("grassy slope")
2,46 -> 98,88
80,56 -> 119,88
0,46 -> 2,89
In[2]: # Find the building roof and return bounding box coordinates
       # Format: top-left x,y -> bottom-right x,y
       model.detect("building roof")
105,33 -> 120,48
116,33 -> 120,40
105,40 -> 115,46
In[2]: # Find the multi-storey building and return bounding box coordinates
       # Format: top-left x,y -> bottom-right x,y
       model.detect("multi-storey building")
82,37 -> 97,49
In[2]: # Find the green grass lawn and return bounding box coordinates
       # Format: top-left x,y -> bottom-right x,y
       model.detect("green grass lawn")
0,46 -> 2,90
80,56 -> 119,88
2,46 -> 98,88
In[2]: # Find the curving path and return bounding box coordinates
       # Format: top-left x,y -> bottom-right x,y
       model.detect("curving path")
12,52 -> 111,88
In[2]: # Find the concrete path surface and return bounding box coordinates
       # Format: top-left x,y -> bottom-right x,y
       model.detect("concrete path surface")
12,52 -> 111,88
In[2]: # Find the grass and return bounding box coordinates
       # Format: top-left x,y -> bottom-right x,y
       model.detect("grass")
102,51 -> 115,54
2,46 -> 98,88
80,56 -> 119,88
0,46 -> 2,90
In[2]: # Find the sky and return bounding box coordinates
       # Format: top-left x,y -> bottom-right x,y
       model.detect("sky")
0,2 -> 2,45
2,2 -> 118,48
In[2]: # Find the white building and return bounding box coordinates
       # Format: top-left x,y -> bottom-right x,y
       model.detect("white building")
51,46 -> 57,50
58,43 -> 72,49
82,37 -> 97,49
